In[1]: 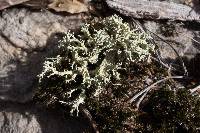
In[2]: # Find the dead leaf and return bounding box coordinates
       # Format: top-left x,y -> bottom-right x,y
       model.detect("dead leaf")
0,0 -> 30,10
48,0 -> 88,14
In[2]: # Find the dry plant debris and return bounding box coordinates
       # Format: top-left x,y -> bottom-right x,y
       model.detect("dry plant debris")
48,0 -> 88,13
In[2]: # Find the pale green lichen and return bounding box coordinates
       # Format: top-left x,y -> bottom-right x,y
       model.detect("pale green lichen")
36,15 -> 154,115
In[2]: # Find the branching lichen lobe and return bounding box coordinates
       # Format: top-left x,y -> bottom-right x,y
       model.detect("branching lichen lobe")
36,15 -> 154,115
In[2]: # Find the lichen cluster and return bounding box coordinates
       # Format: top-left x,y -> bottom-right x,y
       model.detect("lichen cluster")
34,15 -> 200,132
36,15 -> 154,115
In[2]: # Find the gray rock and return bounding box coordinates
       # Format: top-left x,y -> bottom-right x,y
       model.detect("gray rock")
143,20 -> 200,59
0,102 -> 90,133
0,7 -> 91,133
143,20 -> 200,76
106,0 -> 200,21
1,4 -> 200,133
0,7 -> 87,102
0,0 -> 30,10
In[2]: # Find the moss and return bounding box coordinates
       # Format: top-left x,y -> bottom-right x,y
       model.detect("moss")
138,88 -> 200,133
85,61 -> 169,132
85,82 -> 134,132
34,14 -> 200,132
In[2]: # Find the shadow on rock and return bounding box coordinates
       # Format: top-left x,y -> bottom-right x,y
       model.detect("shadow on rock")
0,101 -> 91,133
0,32 -> 92,133
191,0 -> 200,13
0,32 -> 65,103
162,53 -> 200,82
183,53 -> 200,81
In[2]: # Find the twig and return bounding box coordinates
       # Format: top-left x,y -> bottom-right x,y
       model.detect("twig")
187,35 -> 200,45
131,19 -> 146,33
81,107 -> 99,133
190,85 -> 200,94
128,76 -> 184,108
151,56 -> 170,69
145,29 -> 188,76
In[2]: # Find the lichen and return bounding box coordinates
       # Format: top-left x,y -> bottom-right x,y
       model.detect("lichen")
35,15 -> 154,116
34,14 -> 200,132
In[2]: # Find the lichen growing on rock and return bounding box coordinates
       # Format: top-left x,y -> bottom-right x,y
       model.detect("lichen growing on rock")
35,15 -> 154,116
34,14 -> 200,132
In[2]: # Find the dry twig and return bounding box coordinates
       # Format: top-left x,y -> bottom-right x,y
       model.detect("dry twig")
146,29 -> 188,76
190,85 -> 200,94
128,76 -> 184,108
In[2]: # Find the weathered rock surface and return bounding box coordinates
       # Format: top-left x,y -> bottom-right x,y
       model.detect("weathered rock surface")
0,102 -> 90,133
106,0 -> 200,21
1,2 -> 200,133
146,20 -> 200,57
0,7 -> 87,102
0,0 -> 30,10
0,6 -> 90,133
143,20 -> 200,76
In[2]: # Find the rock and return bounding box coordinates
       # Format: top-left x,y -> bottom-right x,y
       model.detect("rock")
0,7 -> 91,133
143,20 -> 200,58
0,0 -> 30,10
0,3 -> 200,133
143,20 -> 200,75
0,7 -> 87,102
0,101 -> 90,133
106,0 -> 200,21
22,0 -> 49,9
